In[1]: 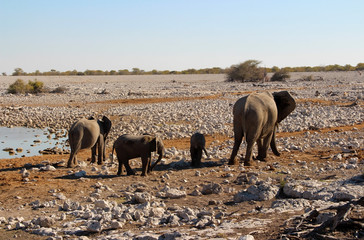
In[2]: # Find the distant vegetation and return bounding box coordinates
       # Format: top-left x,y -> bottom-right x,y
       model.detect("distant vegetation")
226,60 -> 266,82
7,79 -> 45,94
3,62 -> 364,77
270,69 -> 290,82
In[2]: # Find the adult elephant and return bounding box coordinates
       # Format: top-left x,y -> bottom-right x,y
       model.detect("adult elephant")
112,134 -> 165,176
190,132 -> 209,167
228,91 -> 296,166
67,116 -> 112,168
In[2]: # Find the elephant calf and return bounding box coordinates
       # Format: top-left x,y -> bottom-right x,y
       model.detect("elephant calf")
112,134 -> 165,176
190,132 -> 208,167
67,116 -> 112,168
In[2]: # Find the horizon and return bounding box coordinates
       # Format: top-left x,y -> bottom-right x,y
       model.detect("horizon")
1,1 -> 363,74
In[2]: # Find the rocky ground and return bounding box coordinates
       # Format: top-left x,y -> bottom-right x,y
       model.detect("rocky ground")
0,72 -> 363,240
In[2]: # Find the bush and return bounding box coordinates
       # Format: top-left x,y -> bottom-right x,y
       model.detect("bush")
27,80 -> 44,93
7,79 -> 27,94
270,70 -> 290,82
226,60 -> 265,82
7,79 -> 45,94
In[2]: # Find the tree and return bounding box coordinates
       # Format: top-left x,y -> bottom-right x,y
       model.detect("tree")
132,68 -> 143,74
226,60 -> 265,82
356,63 -> 364,71
270,69 -> 290,82
12,68 -> 25,76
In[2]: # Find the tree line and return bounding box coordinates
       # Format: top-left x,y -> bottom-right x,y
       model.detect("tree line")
4,62 -> 364,76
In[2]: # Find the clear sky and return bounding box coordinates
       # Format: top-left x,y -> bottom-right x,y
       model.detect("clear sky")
1,0 -> 363,74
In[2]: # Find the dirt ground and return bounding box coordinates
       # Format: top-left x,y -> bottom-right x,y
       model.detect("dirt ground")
0,94 -> 363,240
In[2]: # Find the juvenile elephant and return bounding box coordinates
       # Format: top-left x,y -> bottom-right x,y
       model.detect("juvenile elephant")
67,116 -> 112,168
229,91 -> 296,166
190,132 -> 209,167
112,134 -> 165,176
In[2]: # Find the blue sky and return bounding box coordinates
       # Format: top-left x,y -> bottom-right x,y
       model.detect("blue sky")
1,0 -> 363,74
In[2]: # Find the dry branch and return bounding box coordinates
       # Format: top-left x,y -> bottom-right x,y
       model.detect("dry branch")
282,197 -> 364,239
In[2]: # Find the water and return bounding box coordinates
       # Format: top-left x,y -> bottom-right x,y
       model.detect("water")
0,127 -> 69,159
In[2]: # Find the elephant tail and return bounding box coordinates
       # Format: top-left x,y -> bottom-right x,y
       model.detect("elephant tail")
111,142 -> 115,163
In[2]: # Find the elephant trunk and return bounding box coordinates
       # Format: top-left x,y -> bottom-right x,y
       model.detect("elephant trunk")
150,148 -> 164,171
203,147 -> 209,158
270,124 -> 280,156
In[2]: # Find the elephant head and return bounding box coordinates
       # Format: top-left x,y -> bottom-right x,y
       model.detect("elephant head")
149,135 -> 165,171
273,91 -> 296,123
98,116 -> 112,139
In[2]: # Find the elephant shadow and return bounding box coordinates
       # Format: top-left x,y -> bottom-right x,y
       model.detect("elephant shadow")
151,159 -> 223,172
55,173 -> 119,180
55,159 -> 225,179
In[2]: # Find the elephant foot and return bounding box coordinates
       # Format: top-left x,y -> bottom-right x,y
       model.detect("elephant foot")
255,155 -> 267,162
97,161 -> 102,165
244,160 -> 252,166
273,152 -> 281,157
126,171 -> 136,176
228,158 -> 238,165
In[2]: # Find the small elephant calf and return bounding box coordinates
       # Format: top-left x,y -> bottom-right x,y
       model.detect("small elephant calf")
112,134 -> 165,176
190,132 -> 209,167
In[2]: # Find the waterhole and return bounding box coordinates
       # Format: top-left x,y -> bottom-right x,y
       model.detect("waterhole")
0,127 -> 69,159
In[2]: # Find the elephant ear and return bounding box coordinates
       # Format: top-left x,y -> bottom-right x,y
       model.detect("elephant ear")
273,91 -> 296,123
101,116 -> 112,139
142,135 -> 157,152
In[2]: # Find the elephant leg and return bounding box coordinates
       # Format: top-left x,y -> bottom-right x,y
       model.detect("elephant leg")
244,140 -> 254,166
97,136 -> 104,165
117,160 -> 122,175
116,152 -> 123,175
196,149 -> 202,166
91,144 -> 97,164
147,156 -> 151,173
123,159 -> 135,176
190,147 -> 196,166
255,138 -> 263,160
257,133 -> 273,161
141,156 -> 149,176
73,155 -> 77,165
67,150 -> 76,168
229,130 -> 243,165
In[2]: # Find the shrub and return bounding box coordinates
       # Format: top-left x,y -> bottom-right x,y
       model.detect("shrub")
7,79 -> 27,94
7,79 -> 45,94
27,80 -> 44,93
270,70 -> 290,82
226,60 -> 265,82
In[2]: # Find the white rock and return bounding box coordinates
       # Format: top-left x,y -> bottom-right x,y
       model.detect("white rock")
94,200 -> 110,209
109,220 -> 123,229
238,235 -> 255,240
40,165 -> 56,171
87,221 -> 102,232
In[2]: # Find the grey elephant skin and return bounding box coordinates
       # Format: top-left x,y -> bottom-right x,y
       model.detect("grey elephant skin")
229,91 -> 296,166
67,116 -> 112,168
112,134 -> 165,176
190,132 -> 209,167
